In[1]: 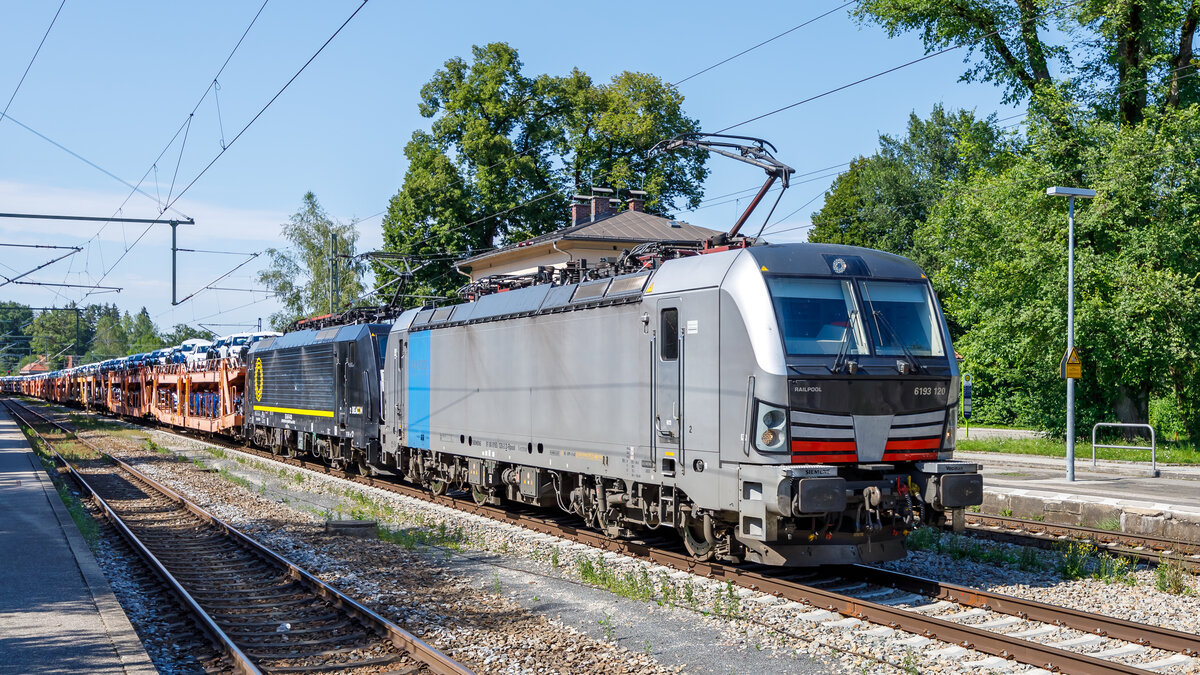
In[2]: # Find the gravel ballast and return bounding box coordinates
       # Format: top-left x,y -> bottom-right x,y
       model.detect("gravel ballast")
41,405 -> 1200,674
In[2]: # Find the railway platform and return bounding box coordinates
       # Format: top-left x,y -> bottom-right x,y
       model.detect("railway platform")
958,449 -> 1200,543
0,407 -> 155,675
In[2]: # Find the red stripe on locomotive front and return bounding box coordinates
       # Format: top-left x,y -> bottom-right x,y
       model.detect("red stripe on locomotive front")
791,454 -> 858,463
884,437 -> 942,451
791,440 -> 857,463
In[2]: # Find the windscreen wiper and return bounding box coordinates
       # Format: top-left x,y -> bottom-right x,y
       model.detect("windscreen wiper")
861,285 -> 920,375
872,310 -> 921,374
829,310 -> 859,374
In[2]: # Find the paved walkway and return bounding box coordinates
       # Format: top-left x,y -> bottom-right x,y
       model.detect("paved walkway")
0,405 -> 155,674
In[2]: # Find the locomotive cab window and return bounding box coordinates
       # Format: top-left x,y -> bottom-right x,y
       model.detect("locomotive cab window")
859,281 -> 945,357
766,278 -> 866,356
660,308 -> 679,360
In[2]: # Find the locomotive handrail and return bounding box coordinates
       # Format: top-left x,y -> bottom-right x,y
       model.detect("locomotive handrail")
1091,422 -> 1158,477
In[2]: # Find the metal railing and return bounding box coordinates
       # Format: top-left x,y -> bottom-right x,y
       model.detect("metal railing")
1092,423 -> 1158,477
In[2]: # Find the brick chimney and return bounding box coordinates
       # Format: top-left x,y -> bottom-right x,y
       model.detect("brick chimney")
590,187 -> 614,221
570,195 -> 590,226
626,189 -> 647,212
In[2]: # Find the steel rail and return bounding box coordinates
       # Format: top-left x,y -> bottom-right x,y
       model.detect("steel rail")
13,398 -> 1197,674
3,400 -> 259,675
967,512 -> 1200,554
965,513 -> 1200,573
3,399 -> 473,675
843,565 -> 1200,656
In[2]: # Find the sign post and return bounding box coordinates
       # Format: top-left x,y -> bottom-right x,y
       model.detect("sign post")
1047,186 -> 1095,481
962,373 -> 972,439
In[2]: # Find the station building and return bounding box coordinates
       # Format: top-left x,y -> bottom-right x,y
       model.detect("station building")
456,189 -> 720,282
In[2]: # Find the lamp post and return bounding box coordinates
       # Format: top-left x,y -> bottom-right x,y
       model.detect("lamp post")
1046,186 -> 1096,481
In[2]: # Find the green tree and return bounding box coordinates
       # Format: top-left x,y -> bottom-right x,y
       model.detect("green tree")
258,192 -> 366,330
126,308 -> 162,354
852,0 -> 1200,126
380,42 -> 706,302
84,304 -> 126,362
161,324 -> 214,345
847,2 -> 1200,436
0,301 -> 34,374
30,304 -> 84,369
918,108 -> 1200,434
808,105 -> 1006,264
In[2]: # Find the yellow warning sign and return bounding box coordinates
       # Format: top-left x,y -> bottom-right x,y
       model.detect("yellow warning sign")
1060,347 -> 1082,380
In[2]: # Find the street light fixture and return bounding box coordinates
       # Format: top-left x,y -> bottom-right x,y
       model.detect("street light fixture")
1046,186 -> 1096,481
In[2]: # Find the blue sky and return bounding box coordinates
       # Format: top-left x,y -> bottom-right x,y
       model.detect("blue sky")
0,0 -> 1021,336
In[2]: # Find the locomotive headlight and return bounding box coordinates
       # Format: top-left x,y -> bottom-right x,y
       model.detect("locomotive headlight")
755,402 -> 788,452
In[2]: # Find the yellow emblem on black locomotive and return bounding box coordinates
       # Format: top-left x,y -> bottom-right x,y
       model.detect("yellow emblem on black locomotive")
253,357 -> 264,402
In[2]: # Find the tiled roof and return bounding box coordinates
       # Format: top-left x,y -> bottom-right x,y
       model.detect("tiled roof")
20,360 -> 48,374
459,210 -> 721,266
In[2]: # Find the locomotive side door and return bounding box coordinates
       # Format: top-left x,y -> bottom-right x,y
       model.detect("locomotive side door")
654,301 -> 683,473
336,342 -> 349,430
392,339 -> 405,438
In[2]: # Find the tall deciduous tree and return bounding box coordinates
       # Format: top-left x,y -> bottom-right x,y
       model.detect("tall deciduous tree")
808,105 -> 1006,264
30,304 -> 83,369
852,0 -> 1064,105
126,308 -> 163,354
84,304 -> 126,362
380,43 -> 707,302
853,0 -> 1200,126
0,301 -> 33,374
259,192 -> 366,330
918,108 -> 1200,434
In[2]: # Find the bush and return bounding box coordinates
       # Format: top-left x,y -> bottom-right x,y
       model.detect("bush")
1150,396 -> 1187,440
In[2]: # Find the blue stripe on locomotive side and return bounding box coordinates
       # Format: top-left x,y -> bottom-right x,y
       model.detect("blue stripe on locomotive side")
407,330 -> 431,449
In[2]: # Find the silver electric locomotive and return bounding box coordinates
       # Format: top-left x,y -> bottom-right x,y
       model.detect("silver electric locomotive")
375,242 -> 981,566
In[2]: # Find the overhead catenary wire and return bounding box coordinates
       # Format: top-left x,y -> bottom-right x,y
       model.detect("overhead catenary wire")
0,248 -> 81,289
714,0 -> 1087,134
83,0 -> 368,298
0,0 -> 67,128
0,115 -> 192,221
673,1 -> 857,87
70,0 -> 271,284
174,252 -> 262,306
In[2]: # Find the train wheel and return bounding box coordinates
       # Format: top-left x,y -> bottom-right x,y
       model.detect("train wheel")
428,478 -> 448,496
471,486 -> 490,505
681,518 -> 715,561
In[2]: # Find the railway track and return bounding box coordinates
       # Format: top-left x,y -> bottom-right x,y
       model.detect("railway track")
964,512 -> 1200,573
13,397 -> 1200,675
3,398 -> 472,675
